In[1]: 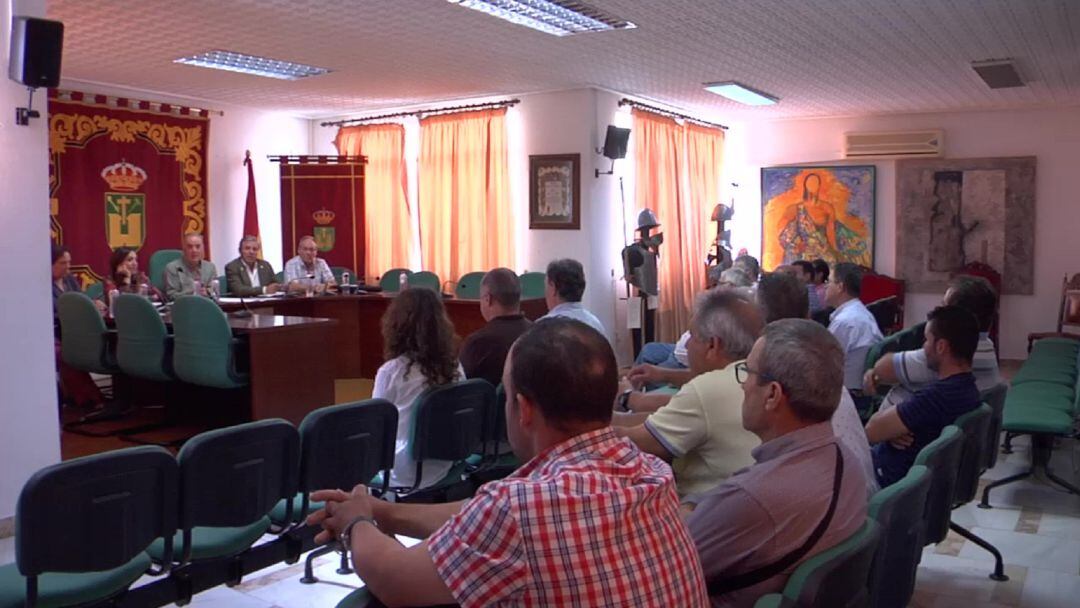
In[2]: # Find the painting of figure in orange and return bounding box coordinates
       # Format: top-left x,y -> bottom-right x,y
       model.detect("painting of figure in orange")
761,166 -> 875,271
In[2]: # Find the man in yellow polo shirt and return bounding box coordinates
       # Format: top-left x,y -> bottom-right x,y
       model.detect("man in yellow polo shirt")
614,289 -> 764,497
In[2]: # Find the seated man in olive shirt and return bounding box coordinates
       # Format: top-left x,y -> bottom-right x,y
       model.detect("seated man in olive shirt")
460,268 -> 532,387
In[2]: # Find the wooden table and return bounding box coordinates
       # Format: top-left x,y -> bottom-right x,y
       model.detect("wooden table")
220,293 -> 548,378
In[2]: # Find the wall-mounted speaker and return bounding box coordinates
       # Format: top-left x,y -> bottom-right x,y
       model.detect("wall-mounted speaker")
9,17 -> 64,89
601,125 -> 631,160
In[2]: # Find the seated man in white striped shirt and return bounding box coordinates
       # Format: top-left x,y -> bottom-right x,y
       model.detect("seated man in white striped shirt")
538,258 -> 606,337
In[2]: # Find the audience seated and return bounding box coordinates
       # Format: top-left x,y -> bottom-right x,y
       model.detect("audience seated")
283,235 -> 337,294
51,243 -> 104,409
459,267 -> 531,386
718,267 -> 753,288
810,258 -> 829,306
104,246 -> 162,304
792,260 -> 824,313
756,272 -> 878,496
225,235 -> 281,297
865,275 -> 1000,409
307,318 -> 709,607
866,305 -> 981,487
375,287 -> 465,490
538,258 -> 605,335
163,233 -> 217,301
684,319 -> 867,606
614,289 -> 764,497
826,263 -> 883,400
732,254 -> 761,285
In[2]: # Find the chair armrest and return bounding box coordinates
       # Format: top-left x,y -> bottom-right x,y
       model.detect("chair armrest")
1027,332 -> 1080,353
753,593 -> 789,608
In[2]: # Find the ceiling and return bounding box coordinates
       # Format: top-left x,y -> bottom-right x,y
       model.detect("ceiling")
49,0 -> 1080,121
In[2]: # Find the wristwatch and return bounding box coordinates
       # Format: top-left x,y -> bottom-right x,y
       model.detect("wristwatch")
617,389 -> 634,412
338,515 -> 378,550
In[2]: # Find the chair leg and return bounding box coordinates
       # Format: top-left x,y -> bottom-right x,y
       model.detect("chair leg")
61,400 -> 135,437
949,521 -> 1008,581
1045,466 -> 1080,496
978,468 -> 1033,509
1001,432 -> 1015,454
300,544 -> 335,584
337,548 -> 353,575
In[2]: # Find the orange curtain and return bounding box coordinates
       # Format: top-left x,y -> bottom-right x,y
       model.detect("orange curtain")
417,109 -> 513,284
633,109 -> 725,341
335,123 -> 411,282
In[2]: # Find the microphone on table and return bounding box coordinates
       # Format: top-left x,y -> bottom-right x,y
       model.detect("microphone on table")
232,294 -> 254,318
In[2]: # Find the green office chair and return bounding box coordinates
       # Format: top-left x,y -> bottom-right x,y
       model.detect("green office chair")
867,465 -> 932,608
56,292 -> 131,435
215,275 -> 229,297
519,271 -> 546,299
84,281 -> 104,301
273,271 -> 285,284
379,268 -> 412,293
331,266 -> 354,284
950,405 -> 1007,581
149,249 -> 182,292
913,425 -> 964,547
114,294 -> 174,383
454,271 -> 487,299
979,383 -> 1009,469
147,420 -> 300,603
170,295 -> 249,389
468,383 -> 520,484
409,271 -> 441,293
863,321 -> 927,372
0,446 -> 178,608
753,520 -> 881,608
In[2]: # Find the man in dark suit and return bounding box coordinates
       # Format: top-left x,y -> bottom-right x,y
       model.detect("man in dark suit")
224,235 -> 281,297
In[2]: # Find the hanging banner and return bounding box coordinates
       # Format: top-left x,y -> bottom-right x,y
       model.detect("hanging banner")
48,90 -> 211,288
277,156 -> 366,275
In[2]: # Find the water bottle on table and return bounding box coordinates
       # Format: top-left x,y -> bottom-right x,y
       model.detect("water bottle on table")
108,289 -> 120,318
399,272 -> 409,291
210,279 -> 220,302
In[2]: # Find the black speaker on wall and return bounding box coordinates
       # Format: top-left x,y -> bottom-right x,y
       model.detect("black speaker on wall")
9,16 -> 64,89
601,125 -> 631,160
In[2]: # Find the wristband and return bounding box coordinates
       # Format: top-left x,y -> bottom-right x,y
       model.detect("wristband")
338,515 -> 378,550
617,389 -> 633,412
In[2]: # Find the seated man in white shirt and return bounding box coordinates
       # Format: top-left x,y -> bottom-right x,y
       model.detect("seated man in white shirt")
865,275 -> 1001,408
538,258 -> 606,336
826,263 -> 883,409
283,235 -> 336,294
613,289 -> 764,498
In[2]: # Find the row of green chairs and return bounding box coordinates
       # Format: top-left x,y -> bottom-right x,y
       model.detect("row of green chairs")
376,269 -> 547,299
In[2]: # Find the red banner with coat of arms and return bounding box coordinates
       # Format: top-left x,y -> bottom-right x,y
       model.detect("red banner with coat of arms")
278,157 -> 366,276
48,90 -> 210,288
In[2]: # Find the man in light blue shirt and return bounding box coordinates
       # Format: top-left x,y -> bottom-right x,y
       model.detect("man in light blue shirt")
539,258 -> 606,336
283,235 -> 336,294
826,263 -> 883,392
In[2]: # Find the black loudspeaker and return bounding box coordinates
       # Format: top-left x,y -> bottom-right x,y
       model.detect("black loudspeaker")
601,125 -> 631,160
8,17 -> 64,88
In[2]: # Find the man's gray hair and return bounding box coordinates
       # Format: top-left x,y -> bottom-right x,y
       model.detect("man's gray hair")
298,235 -> 316,247
238,235 -> 259,252
183,233 -> 204,244
690,288 -> 763,360
758,319 -> 843,422
719,267 -> 753,288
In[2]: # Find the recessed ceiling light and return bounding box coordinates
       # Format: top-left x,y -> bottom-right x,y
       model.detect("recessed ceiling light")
446,0 -> 636,37
174,50 -> 331,80
704,81 -> 779,106
971,59 -> 1024,89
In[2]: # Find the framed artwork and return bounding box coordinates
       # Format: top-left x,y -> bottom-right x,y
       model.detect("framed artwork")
761,165 -> 876,271
895,156 -> 1036,295
529,153 -> 580,230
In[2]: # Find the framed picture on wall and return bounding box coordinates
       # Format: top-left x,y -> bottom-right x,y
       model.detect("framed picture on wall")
529,153 -> 581,230
760,165 -> 876,272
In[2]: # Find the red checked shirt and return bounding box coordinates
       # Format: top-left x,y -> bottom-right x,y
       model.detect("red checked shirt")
428,427 -> 709,607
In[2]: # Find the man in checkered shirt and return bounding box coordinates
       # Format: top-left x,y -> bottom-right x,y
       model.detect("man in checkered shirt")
309,317 -> 709,607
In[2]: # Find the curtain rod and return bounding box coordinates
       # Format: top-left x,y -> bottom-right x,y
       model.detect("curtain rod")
321,99 -> 521,128
618,99 -> 728,130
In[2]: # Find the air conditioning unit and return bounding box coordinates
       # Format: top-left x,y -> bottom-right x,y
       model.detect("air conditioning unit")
843,130 -> 944,159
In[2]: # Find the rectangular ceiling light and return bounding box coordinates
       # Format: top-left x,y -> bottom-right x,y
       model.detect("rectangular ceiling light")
704,81 -> 779,106
174,50 -> 331,80
447,0 -> 636,37
971,59 -> 1024,89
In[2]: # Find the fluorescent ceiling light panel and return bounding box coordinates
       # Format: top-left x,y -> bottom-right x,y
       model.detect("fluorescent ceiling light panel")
447,0 -> 635,36
174,50 -> 331,80
704,81 -> 778,106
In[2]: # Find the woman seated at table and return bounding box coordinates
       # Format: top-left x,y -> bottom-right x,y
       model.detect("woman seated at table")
51,243 -> 104,410
375,287 -> 464,490
104,246 -> 162,304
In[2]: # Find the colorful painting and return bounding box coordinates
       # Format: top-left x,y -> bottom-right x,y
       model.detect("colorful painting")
761,166 -> 875,271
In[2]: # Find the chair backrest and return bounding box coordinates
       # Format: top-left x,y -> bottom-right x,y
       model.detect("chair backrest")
171,295 -> 243,388
1057,273 -> 1080,332
979,383 -> 1008,469
149,249 -> 182,291
84,281 -> 104,301
57,291 -> 115,374
455,271 -> 487,299
409,271 -> 441,293
865,295 -> 900,336
298,399 -> 398,498
519,271 -> 547,299
15,446 -> 178,577
412,379 -> 494,462
114,293 -> 173,382
273,270 -> 285,284
216,274 -> 229,296
176,420 -> 299,546
952,404 -> 993,505
863,322 -> 926,372
380,268 -> 412,292
779,519 -> 881,608
867,465 -> 932,608
913,425 -> 964,545
331,266 -> 353,284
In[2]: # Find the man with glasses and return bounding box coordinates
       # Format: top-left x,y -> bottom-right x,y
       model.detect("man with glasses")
684,319 -> 868,605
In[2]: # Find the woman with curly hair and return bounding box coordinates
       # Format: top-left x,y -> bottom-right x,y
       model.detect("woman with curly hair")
375,287 -> 464,490
103,247 -> 163,304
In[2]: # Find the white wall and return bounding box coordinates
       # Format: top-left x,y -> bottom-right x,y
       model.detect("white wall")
0,0 -> 62,521
57,82 -> 312,270
733,106 -> 1080,359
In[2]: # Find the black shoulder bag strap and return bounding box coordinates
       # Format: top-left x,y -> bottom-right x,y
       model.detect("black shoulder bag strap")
706,443 -> 844,597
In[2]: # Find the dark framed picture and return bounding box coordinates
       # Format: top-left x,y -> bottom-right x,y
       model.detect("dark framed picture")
529,153 -> 580,230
